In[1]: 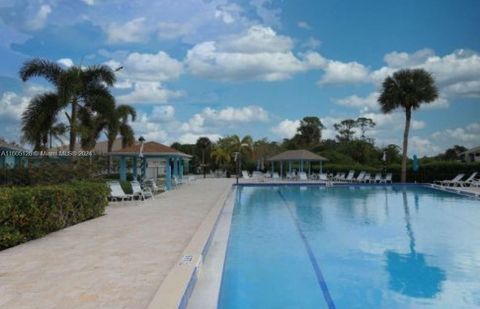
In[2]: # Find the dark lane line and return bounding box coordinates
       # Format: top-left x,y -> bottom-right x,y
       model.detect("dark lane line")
277,190 -> 336,309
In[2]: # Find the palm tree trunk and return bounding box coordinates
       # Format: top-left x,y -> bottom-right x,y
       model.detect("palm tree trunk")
69,98 -> 78,151
401,107 -> 412,183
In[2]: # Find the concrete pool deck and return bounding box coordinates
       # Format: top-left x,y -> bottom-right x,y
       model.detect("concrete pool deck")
0,178 -> 234,309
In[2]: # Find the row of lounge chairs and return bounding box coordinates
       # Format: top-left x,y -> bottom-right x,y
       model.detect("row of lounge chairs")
434,172 -> 479,187
242,170 -> 392,183
332,171 -> 392,183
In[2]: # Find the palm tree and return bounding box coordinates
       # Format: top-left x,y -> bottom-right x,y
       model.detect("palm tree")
196,137 -> 212,178
20,59 -> 116,151
21,92 -> 63,150
378,69 -> 438,182
211,146 -> 231,171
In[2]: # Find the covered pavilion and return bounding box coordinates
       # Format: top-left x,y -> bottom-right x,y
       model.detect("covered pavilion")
267,149 -> 328,177
109,141 -> 191,190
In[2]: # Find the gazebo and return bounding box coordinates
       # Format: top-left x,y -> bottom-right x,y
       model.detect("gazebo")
109,141 -> 192,190
267,149 -> 328,177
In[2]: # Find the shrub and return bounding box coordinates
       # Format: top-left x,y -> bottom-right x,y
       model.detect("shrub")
0,181 -> 108,250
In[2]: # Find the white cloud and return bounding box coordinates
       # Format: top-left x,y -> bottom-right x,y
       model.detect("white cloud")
336,92 -> 379,110
319,60 -> 370,85
57,58 -> 74,68
151,105 -> 176,122
107,18 -> 148,43
0,92 -> 30,122
409,136 -> 441,157
271,119 -> 300,138
361,112 -> 426,131
177,133 -> 222,144
120,51 -> 183,82
82,0 -> 96,5
297,21 -> 312,30
432,122 -> 480,148
27,4 -> 52,30
117,82 -> 184,105
372,49 -> 480,100
218,25 -> 293,53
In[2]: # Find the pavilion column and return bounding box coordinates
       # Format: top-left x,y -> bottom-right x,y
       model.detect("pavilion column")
119,156 -> 127,181
173,157 -> 179,177
288,161 -> 292,174
300,160 -> 304,173
308,161 -> 311,176
320,161 -> 323,174
132,156 -> 138,179
179,160 -> 184,179
184,160 -> 189,175
271,161 -> 274,175
280,162 -> 283,177
165,158 -> 172,190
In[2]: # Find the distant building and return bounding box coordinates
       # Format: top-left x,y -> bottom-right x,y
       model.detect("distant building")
459,146 -> 480,163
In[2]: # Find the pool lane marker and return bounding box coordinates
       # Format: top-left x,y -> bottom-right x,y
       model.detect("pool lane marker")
277,190 -> 336,309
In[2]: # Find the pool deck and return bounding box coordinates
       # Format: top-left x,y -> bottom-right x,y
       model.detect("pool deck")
0,178 -> 234,309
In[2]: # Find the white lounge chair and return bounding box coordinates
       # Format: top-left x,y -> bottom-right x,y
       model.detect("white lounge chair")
131,180 -> 154,200
242,170 -> 251,179
380,173 -> 392,184
298,172 -> 308,181
458,172 -> 478,187
286,172 -> 295,180
272,172 -> 280,179
361,173 -> 372,183
318,173 -> 328,181
434,174 -> 465,187
333,172 -> 345,181
144,179 -> 164,194
354,171 -> 366,182
345,170 -> 355,182
107,181 -> 134,201
372,173 -> 382,183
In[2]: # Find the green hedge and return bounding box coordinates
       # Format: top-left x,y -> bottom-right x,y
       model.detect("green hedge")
0,181 -> 109,250
323,161 -> 480,183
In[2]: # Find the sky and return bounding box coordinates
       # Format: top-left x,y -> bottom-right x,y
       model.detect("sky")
0,0 -> 479,156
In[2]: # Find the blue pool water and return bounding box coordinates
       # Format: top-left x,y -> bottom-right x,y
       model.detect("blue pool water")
218,185 -> 480,308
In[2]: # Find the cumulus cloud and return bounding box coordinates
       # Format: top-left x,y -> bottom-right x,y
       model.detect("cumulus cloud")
157,22 -> 193,40
57,58 -> 74,68
302,37 -> 321,49
107,18 -> 148,43
117,81 -> 184,105
181,105 -> 269,133
120,51 -> 183,82
27,4 -> 52,30
151,105 -> 176,121
372,49 -> 480,100
432,122 -> 480,148
319,60 -> 370,85
336,92 -> 380,110
177,133 -> 222,144
271,119 -> 300,138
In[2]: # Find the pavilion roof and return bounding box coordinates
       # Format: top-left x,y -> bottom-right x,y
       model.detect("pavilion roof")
267,149 -> 328,162
110,141 -> 191,158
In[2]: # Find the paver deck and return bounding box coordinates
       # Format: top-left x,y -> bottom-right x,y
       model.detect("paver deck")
0,178 -> 233,309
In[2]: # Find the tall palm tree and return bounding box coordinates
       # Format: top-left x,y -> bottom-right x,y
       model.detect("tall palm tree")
211,146 -> 231,171
21,92 -> 63,150
196,137 -> 212,178
106,105 -> 137,151
20,59 -> 116,151
378,69 -> 438,182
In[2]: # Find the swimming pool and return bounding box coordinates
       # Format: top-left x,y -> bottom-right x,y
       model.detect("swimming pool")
218,185 -> 480,308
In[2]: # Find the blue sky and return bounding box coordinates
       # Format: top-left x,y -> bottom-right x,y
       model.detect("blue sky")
0,0 -> 479,155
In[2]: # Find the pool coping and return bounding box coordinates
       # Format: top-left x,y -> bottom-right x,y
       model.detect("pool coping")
146,184 -> 235,309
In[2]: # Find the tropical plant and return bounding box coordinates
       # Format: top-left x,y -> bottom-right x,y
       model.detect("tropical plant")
20,58 -> 117,151
334,119 -> 357,142
21,92 -> 64,150
356,117 -> 376,140
291,116 -> 325,148
378,68 -> 438,182
211,146 -> 231,170
196,137 -> 212,178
